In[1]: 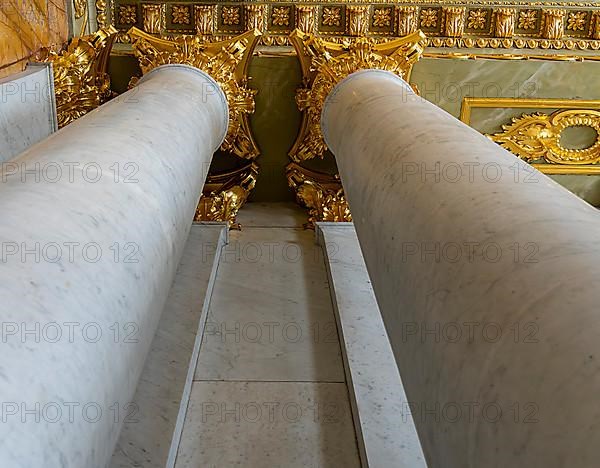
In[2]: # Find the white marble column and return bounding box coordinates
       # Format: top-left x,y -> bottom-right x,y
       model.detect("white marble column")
322,69 -> 600,466
0,64 -> 227,467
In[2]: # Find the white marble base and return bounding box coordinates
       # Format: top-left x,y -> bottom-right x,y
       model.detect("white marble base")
110,223 -> 227,468
317,222 -> 426,468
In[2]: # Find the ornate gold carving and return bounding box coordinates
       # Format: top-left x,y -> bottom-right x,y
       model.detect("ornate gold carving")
109,1 -> 600,52
397,6 -> 418,36
420,8 -> 438,28
73,0 -> 87,19
272,6 -> 291,27
347,6 -> 369,36
542,9 -> 565,39
246,4 -> 266,32
593,12 -> 600,40
443,7 -> 466,37
195,163 -> 259,229
289,28 -> 426,161
119,5 -> 137,25
129,27 -> 261,160
467,9 -> 487,30
172,5 -> 190,25
42,27 -> 117,128
296,6 -> 316,34
195,5 -> 215,35
489,110 -> 600,165
567,11 -> 587,31
142,4 -> 163,34
373,8 -> 393,28
322,7 -> 342,27
494,8 -> 515,38
222,6 -> 240,26
518,10 -> 538,30
96,0 -> 108,28
286,163 -> 351,228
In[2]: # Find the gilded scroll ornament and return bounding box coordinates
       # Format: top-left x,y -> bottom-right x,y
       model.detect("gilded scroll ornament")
195,163 -> 259,229
41,27 -> 117,128
488,110 -> 600,165
96,0 -> 108,28
286,163 -> 351,228
128,27 -> 261,160
288,28 -> 426,161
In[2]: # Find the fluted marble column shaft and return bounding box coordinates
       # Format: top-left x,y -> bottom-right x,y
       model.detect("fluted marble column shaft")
0,65 -> 227,467
322,69 -> 600,466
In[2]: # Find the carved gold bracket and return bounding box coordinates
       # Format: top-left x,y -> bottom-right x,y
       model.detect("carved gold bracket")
128,27 -> 261,160
489,110 -> 600,166
195,162 -> 259,229
286,163 -> 351,229
288,28 -> 426,162
40,27 -> 117,128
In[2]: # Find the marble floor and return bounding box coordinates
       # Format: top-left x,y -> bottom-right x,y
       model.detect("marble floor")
174,203 -> 361,467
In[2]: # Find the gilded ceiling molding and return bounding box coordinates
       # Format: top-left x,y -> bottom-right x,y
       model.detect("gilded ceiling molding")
195,163 -> 259,229
286,163 -> 351,229
489,110 -> 600,166
108,1 -> 600,52
40,27 -> 117,128
128,27 -> 262,160
288,28 -> 426,161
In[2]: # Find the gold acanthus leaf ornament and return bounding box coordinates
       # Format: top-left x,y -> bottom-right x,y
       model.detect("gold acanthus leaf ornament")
40,27 -> 117,128
195,162 -> 259,229
286,163 -> 351,229
128,27 -> 261,160
288,29 -> 426,161
488,109 -> 600,165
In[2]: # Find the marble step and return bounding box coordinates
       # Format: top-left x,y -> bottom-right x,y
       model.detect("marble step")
316,222 -> 427,468
110,223 -> 228,468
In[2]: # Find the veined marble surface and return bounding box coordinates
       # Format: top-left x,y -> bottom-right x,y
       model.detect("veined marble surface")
195,227 -> 345,382
323,69 -> 600,467
0,63 -> 57,163
110,223 -> 227,468
317,222 -> 426,468
0,65 -> 227,467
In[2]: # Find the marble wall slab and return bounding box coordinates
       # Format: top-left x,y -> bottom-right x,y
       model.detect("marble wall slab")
0,63 -> 58,163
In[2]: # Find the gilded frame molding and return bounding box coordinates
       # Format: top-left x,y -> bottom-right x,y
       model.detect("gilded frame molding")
461,97 -> 600,174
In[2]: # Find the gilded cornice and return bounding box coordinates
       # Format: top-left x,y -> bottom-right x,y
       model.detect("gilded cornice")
105,1 -> 600,52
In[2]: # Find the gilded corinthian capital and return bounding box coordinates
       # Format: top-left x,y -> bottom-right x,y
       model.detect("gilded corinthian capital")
288,28 -> 426,161
128,27 -> 261,160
